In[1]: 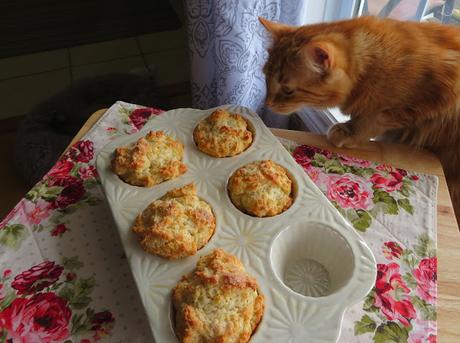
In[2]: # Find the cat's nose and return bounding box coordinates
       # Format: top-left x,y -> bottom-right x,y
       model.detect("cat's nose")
265,99 -> 273,107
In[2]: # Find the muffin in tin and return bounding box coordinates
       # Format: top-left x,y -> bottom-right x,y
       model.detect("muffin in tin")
228,160 -> 294,217
172,249 -> 264,343
111,130 -> 187,187
132,183 -> 215,259
193,109 -> 253,158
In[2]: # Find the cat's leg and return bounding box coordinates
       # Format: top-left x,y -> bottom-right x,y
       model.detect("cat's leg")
327,111 -> 403,148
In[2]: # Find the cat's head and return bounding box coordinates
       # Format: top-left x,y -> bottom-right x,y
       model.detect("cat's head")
260,17 -> 352,114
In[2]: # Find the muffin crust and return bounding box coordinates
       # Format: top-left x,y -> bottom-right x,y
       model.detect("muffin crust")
112,130 -> 186,187
193,109 -> 253,158
228,160 -> 293,217
172,249 -> 264,343
132,183 -> 215,259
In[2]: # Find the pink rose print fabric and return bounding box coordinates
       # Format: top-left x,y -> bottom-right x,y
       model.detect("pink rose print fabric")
281,130 -> 437,342
0,260 -> 114,343
0,102 -> 438,342
327,174 -> 373,210
11,261 -> 63,294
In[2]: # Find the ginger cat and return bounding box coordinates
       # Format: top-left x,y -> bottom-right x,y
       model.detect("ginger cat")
259,16 -> 460,224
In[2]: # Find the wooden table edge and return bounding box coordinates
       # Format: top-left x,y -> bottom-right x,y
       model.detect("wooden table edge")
67,108 -> 460,340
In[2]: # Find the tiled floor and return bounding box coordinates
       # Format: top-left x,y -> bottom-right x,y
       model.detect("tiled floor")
0,28 -> 190,121
0,0 -> 190,216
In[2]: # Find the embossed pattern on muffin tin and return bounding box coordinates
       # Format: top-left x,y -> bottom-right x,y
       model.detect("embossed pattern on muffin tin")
96,105 -> 377,343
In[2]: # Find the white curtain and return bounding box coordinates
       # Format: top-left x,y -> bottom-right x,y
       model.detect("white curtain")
184,1 -> 357,127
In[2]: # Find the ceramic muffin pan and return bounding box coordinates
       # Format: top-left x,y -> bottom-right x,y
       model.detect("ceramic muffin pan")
96,105 -> 377,343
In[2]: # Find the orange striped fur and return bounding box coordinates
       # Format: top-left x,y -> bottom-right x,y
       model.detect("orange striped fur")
260,16 -> 460,223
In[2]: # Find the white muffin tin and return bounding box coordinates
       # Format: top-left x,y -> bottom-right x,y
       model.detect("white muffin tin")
96,105 -> 376,343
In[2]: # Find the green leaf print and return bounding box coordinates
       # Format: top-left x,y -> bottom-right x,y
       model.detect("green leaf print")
310,153 -> 328,168
397,198 -> 414,215
25,182 -> 46,202
373,190 -> 399,215
373,322 -> 409,343
403,272 -> 418,289
0,291 -> 16,312
27,182 -> 61,202
414,233 -> 435,258
355,314 -> 377,335
59,275 -> 96,310
323,159 -> 345,174
70,164 -> 80,177
399,180 -> 413,197
0,329 -> 8,343
401,249 -> 418,269
0,224 -> 27,249
363,290 -> 379,313
49,212 -> 65,224
351,210 -> 373,232
412,296 -> 437,321
63,256 -> 84,271
70,312 -> 90,335
83,179 -> 98,188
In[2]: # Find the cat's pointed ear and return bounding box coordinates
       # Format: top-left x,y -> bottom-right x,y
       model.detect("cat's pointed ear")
306,42 -> 335,71
259,17 -> 292,37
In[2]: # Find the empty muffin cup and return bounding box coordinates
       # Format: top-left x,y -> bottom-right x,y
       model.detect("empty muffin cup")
270,221 -> 355,297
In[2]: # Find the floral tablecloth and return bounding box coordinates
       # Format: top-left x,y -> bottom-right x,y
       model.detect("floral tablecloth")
0,102 -> 438,343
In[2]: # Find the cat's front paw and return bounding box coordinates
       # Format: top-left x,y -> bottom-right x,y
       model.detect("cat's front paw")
327,123 -> 357,148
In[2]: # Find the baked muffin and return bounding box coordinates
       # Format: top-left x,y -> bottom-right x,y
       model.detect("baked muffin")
112,130 -> 186,187
228,160 -> 293,217
193,109 -> 253,157
132,183 -> 215,259
172,249 -> 264,343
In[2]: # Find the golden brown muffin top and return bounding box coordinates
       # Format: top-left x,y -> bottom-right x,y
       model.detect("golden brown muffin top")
111,130 -> 186,187
228,160 -> 293,217
172,249 -> 264,343
193,109 -> 253,158
132,183 -> 215,259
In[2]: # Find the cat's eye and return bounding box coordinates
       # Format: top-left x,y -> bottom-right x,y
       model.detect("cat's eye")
281,85 -> 294,96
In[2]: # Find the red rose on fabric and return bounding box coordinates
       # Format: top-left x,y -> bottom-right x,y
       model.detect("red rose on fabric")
370,171 -> 404,192
48,175 -> 79,187
3,269 -> 12,278
67,140 -> 94,163
396,168 -> 408,177
374,263 -> 416,326
47,160 -> 74,179
413,257 -> 437,304
78,165 -> 98,179
129,107 -> 161,130
327,174 -> 373,210
376,164 -> 393,172
91,310 -> 115,327
51,224 -> 68,237
90,310 -> 115,340
293,145 -> 333,170
11,261 -> 63,294
65,272 -> 76,282
382,241 -> 404,260
52,179 -> 85,209
408,319 -> 437,343
0,292 -> 71,343
337,153 -> 372,168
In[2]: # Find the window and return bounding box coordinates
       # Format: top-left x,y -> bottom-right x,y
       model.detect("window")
307,0 -> 460,132
357,0 -> 458,24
